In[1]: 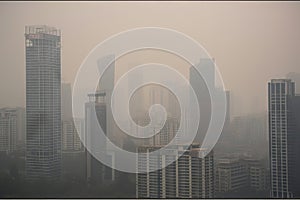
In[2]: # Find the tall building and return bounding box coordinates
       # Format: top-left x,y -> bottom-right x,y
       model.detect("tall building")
136,144 -> 214,198
85,92 -> 115,183
62,118 -> 84,152
268,79 -> 300,198
0,107 -> 25,153
286,72 -> 300,94
25,25 -> 62,180
189,58 -> 216,144
61,82 -> 73,121
149,117 -> 180,146
229,113 -> 268,153
97,55 -> 116,145
0,108 -> 18,153
225,90 -> 231,127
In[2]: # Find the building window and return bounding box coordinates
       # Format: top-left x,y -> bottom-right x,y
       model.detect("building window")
26,39 -> 33,47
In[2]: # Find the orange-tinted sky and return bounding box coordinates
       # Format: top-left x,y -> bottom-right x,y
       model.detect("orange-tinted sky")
1,2 -> 300,116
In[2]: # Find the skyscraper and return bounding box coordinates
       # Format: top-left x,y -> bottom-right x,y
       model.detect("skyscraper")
0,108 -> 18,153
286,72 -> 300,94
61,82 -> 73,121
189,58 -> 215,144
0,107 -> 25,153
25,25 -> 62,180
97,55 -> 115,145
268,79 -> 300,198
62,118 -> 84,152
85,92 -> 115,183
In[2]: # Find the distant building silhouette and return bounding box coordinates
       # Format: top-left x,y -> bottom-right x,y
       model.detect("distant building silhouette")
85,92 -> 115,184
0,108 -> 19,153
97,55 -> 116,145
62,118 -> 84,152
189,58 -> 216,144
61,82 -> 73,121
0,107 -> 25,153
25,25 -> 62,180
225,90 -> 231,127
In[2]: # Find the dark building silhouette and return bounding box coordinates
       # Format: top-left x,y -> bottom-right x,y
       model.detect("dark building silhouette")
85,92 -> 109,183
189,58 -> 215,144
268,79 -> 300,198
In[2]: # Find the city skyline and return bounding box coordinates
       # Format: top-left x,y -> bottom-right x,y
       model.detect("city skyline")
0,24 -> 298,197
1,2 -> 300,117
0,2 -> 300,199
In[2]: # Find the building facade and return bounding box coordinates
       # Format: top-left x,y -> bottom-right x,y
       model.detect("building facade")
268,79 -> 300,198
61,82 -> 73,121
0,108 -> 18,153
25,25 -> 62,180
136,144 -> 214,198
245,158 -> 267,191
62,118 -> 84,152
0,107 -> 25,153
215,158 -> 248,192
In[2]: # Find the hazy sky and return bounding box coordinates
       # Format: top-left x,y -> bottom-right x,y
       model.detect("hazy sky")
1,1 -> 300,116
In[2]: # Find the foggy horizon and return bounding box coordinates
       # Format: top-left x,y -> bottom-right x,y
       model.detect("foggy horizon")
1,2 -> 300,117
1,2 -> 300,199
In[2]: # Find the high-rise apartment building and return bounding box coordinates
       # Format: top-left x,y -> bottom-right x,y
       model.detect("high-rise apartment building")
25,25 -> 62,180
0,108 -> 17,153
62,118 -> 84,152
136,144 -> 214,198
61,82 -> 73,121
268,79 -> 300,198
0,107 -> 25,153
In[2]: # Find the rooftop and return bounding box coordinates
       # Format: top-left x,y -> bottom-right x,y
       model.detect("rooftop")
25,25 -> 61,36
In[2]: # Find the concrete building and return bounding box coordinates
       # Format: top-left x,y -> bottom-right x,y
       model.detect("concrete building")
62,118 -> 84,152
268,79 -> 300,198
244,158 -> 267,191
136,144 -> 214,198
25,25 -> 62,180
0,107 -> 25,153
0,108 -> 17,153
61,82 -> 73,121
152,117 -> 179,146
215,158 -> 248,192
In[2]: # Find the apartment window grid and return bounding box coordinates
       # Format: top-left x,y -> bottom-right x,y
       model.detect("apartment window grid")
269,80 -> 294,198
25,26 -> 61,180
